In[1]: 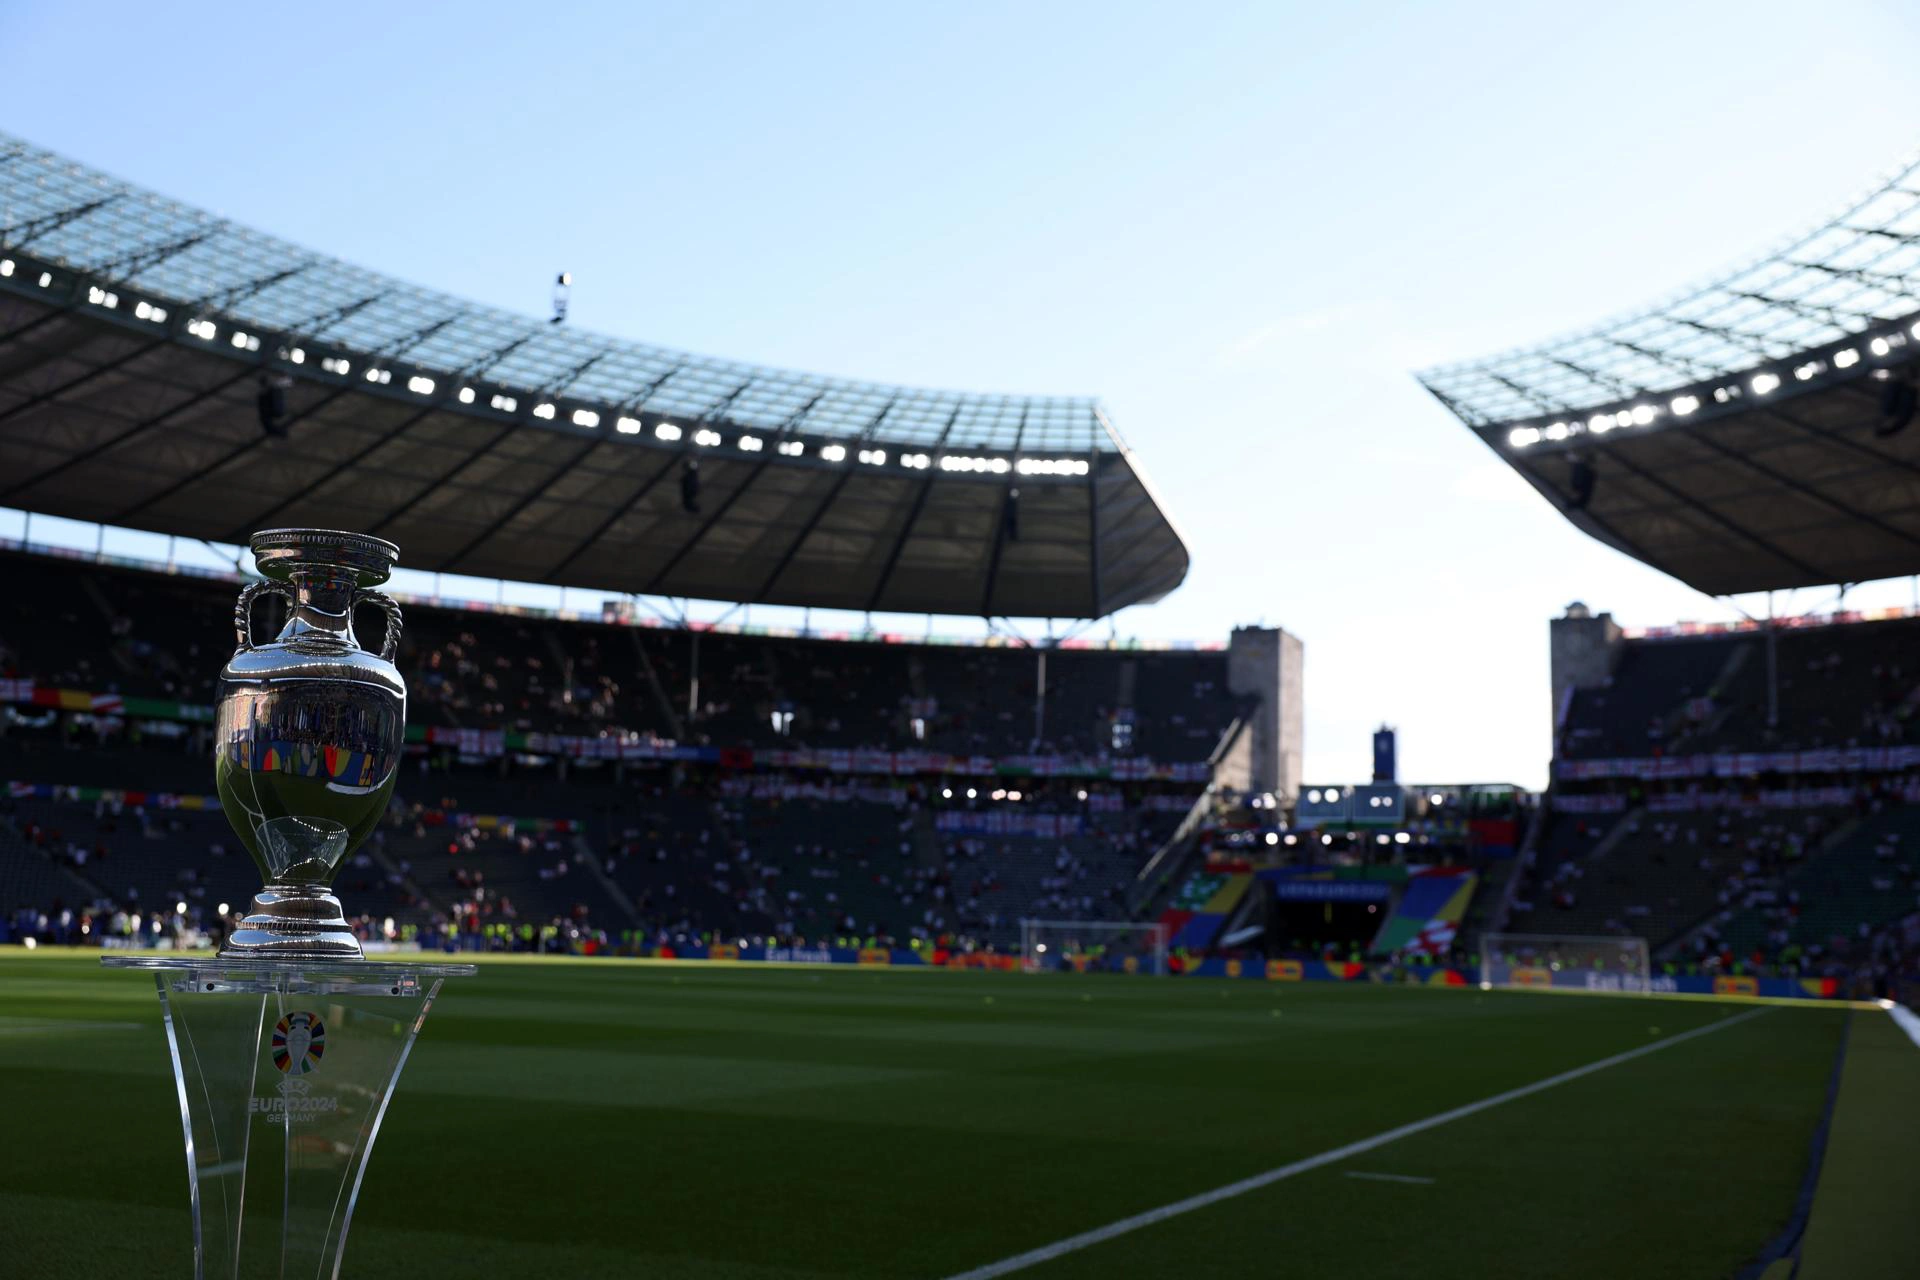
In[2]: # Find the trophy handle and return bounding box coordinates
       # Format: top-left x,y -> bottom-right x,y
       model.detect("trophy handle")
233,581 -> 294,650
356,589 -> 404,661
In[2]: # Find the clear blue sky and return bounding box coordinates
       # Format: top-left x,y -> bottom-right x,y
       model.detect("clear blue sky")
3,1 -> 1917,789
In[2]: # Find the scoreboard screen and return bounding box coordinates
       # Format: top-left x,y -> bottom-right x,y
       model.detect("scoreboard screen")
1350,783 -> 1405,825
1295,785 -> 1348,827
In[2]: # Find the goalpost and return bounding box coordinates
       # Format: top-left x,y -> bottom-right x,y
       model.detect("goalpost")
1020,919 -> 1170,976
1479,933 -> 1652,995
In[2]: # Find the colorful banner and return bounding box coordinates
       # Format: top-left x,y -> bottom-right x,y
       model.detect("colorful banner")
1268,880 -> 1391,903
0,536 -> 1225,653
934,811 -> 1086,838
5,780 -> 576,835
1,682 -> 1212,782
1183,957 -> 1840,999
0,679 -> 213,723
1555,782 -> 1920,815
505,942 -> 1854,1001
1556,746 -> 1920,781
1372,869 -> 1477,956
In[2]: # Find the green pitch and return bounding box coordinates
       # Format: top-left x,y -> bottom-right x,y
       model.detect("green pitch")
0,951 -> 1913,1278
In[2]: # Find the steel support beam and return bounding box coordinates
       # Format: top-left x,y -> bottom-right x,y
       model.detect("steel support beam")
539,450 -> 682,583
439,436 -> 604,574
224,398 -> 451,540
108,384 -> 358,526
367,421 -> 524,539
863,404 -> 962,611
1684,423 -> 1920,552
0,361 -> 256,504
1600,449 -> 1833,583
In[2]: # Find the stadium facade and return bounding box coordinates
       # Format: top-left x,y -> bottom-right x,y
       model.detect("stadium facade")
1420,149 -> 1920,597
0,131 -> 1188,620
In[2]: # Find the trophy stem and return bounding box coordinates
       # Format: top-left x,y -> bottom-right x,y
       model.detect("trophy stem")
103,957 -> 474,1280
223,885 -> 365,960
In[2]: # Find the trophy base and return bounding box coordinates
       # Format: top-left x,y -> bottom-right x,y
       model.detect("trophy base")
101,955 -> 475,1279
222,885 -> 365,960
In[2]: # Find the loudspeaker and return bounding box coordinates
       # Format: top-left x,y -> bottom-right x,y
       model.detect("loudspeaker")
1876,380 -> 1916,438
256,380 -> 289,437
1568,458 -> 1596,510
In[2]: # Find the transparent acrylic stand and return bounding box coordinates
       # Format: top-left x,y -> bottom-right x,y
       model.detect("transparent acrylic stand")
102,955 -> 476,1279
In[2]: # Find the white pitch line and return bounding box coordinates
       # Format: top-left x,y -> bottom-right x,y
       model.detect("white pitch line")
1890,1002 -> 1920,1051
940,1008 -> 1769,1280
1343,1171 -> 1435,1185
0,1020 -> 142,1036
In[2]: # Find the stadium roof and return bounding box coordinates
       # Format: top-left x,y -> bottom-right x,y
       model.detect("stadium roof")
1420,148 -> 1920,596
0,132 -> 1188,618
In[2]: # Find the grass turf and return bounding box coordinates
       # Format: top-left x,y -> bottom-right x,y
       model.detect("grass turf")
0,950 -> 1892,1278
1796,1012 -> 1920,1279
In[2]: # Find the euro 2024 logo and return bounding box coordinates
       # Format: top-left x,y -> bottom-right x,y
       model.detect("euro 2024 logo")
272,1011 -> 326,1075
253,1011 -> 340,1124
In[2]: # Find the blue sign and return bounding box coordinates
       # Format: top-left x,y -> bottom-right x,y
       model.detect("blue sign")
1270,880 -> 1391,903
1373,728 -> 1396,782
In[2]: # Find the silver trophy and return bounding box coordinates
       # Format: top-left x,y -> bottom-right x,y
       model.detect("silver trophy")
104,528 -> 472,1279
214,528 -> 406,959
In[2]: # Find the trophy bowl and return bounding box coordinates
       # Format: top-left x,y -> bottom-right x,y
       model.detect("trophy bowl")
213,529 -> 406,959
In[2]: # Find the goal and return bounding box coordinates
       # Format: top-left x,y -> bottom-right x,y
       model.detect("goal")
1020,919 -> 1170,976
1478,933 -> 1651,995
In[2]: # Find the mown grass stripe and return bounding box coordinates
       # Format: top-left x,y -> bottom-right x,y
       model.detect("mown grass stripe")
941,1008 -> 1770,1280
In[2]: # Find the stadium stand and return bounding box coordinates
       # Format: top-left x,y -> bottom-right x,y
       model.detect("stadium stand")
1558,634 -> 1743,760
0,548 -> 1242,762
0,548 -> 1233,954
1510,608 -> 1920,989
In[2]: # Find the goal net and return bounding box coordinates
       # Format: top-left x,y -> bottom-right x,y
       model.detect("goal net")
1020,919 -> 1170,976
1478,933 -> 1651,995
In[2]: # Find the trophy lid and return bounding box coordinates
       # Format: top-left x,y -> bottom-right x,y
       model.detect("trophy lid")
250,529 -> 400,587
